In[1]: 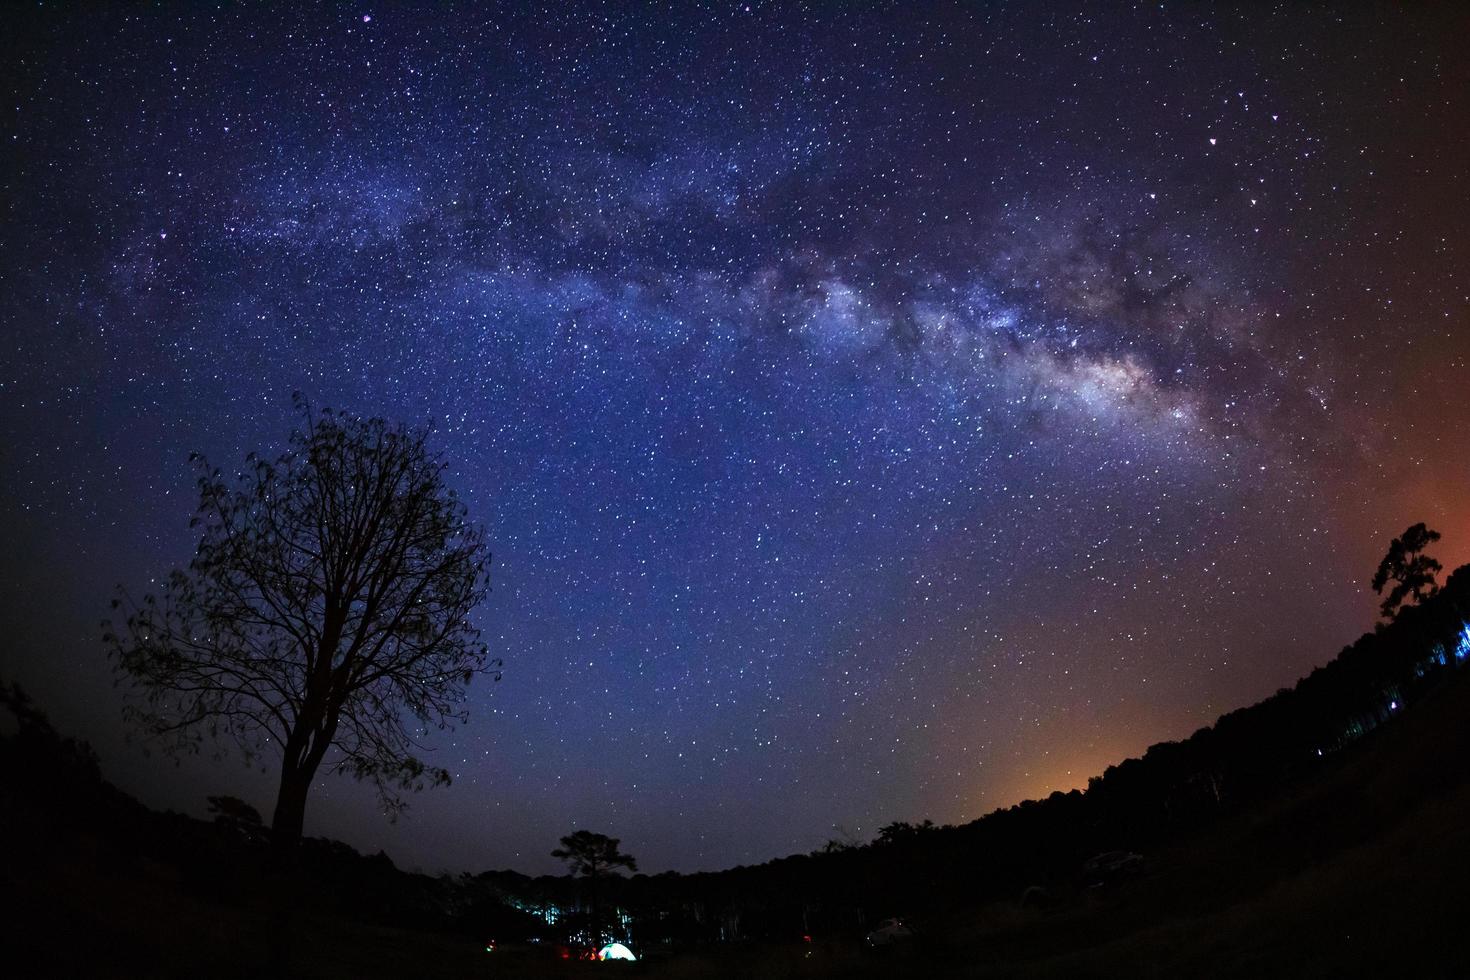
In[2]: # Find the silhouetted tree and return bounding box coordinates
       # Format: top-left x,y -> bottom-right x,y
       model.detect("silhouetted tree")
106,397 -> 498,843
207,794 -> 265,840
1372,522 -> 1442,621
552,830 -> 637,943
810,823 -> 865,856
876,819 -> 936,844
553,829 -> 639,878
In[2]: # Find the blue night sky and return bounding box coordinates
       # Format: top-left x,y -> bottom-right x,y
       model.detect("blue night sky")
2,2 -> 1467,874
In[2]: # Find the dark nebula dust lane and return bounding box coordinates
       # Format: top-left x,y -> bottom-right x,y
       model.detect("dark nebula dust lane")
2,2 -> 1467,873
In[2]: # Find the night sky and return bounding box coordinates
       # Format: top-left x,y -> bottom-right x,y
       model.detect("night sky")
2,2 -> 1468,875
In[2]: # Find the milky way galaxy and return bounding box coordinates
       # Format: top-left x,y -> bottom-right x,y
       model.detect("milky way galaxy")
2,2 -> 1468,873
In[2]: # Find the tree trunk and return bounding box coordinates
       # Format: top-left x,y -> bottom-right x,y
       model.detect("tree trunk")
270,684 -> 339,846
271,763 -> 311,844
590,871 -> 600,944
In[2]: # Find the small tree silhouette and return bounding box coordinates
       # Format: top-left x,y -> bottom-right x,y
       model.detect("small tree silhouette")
876,819 -> 936,845
106,396 -> 498,844
1372,522 -> 1442,621
552,830 -> 637,944
207,795 -> 266,841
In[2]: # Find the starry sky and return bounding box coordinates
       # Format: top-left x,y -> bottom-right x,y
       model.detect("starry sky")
2,2 -> 1468,875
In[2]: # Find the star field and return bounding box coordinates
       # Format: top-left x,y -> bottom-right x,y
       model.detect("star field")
2,2 -> 1468,873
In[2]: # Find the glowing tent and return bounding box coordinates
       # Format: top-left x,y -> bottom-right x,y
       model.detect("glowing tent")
598,943 -> 636,961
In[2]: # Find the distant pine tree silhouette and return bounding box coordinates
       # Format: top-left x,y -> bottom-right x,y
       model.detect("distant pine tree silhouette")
552,830 -> 637,945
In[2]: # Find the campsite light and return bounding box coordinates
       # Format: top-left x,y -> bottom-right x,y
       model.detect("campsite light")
1389,700 -> 1398,711
598,943 -> 636,961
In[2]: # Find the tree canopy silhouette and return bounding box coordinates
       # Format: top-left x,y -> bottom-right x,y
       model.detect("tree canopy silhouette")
1372,522 -> 1442,621
552,829 -> 638,879
876,819 -> 936,845
106,397 -> 497,842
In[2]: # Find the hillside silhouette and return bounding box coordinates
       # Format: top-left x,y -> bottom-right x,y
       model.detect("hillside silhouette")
5,564 -> 1470,976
